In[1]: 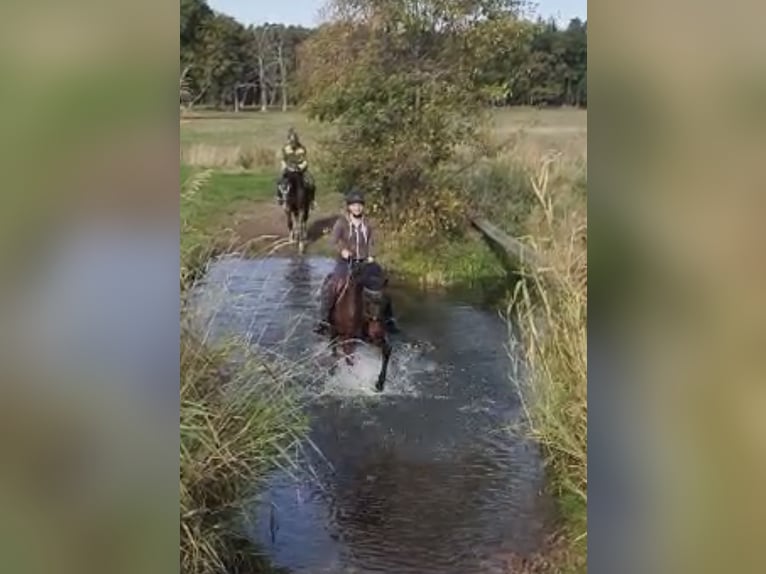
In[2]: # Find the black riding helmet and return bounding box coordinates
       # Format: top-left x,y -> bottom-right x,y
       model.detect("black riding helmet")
345,188 -> 365,205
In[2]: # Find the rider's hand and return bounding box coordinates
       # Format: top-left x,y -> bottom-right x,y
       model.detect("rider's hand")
341,249 -> 351,260
367,256 -> 374,263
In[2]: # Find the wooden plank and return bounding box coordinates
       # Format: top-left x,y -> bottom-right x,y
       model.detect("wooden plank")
469,216 -> 543,271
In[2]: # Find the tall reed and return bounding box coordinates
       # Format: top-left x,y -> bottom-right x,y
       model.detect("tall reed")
510,153 -> 587,542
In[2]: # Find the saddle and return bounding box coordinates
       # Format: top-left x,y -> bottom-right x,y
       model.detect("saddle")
325,262 -> 388,303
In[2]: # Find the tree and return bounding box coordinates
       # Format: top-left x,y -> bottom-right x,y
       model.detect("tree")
301,0 -> 536,233
178,1 -> 586,111
300,0 -> 526,234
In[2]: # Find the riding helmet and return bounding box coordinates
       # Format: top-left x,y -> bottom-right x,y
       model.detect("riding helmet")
345,188 -> 365,205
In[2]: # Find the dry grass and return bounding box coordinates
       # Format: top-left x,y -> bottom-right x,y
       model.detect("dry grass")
180,111 -> 326,150
180,107 -> 584,168
181,144 -> 278,170
180,331 -> 307,574
509,153 -> 587,553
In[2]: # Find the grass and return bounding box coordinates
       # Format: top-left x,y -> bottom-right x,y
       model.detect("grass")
180,171 -> 310,574
180,168 -> 279,288
181,169 -> 276,230
507,153 -> 588,572
180,107 -> 584,170
379,232 -> 506,292
181,110 -> 331,170
180,331 -> 307,574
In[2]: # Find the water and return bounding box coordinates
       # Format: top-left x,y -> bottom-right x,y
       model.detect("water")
189,255 -> 553,573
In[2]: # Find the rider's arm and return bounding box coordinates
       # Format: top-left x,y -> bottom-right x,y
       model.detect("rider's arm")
280,146 -> 289,170
297,146 -> 308,171
330,218 -> 348,256
366,224 -> 375,261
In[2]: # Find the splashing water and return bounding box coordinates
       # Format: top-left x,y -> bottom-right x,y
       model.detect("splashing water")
188,255 -> 554,574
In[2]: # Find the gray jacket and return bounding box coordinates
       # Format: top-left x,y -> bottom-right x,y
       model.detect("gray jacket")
330,215 -> 374,260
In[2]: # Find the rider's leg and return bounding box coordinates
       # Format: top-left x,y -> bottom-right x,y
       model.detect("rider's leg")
314,263 -> 348,334
313,284 -> 333,334
314,271 -> 337,334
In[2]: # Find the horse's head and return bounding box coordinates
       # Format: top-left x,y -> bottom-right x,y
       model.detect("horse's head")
354,261 -> 387,323
283,169 -> 306,206
285,168 -> 303,187
362,285 -> 386,323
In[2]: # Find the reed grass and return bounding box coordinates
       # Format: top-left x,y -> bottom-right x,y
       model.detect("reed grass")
180,170 -> 309,574
508,153 -> 587,571
180,330 -> 307,574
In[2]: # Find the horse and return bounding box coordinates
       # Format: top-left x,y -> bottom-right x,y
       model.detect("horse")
326,259 -> 392,392
281,167 -> 311,254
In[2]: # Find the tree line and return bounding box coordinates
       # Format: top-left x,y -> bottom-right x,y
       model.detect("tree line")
181,0 -> 313,110
180,0 -> 586,111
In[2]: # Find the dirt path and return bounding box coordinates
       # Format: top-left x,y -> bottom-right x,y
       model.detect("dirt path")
228,201 -> 341,255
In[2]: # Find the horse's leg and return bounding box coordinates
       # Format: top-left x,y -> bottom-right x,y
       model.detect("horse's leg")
343,340 -> 355,367
329,335 -> 339,375
292,211 -> 299,243
298,203 -> 307,253
301,204 -> 309,242
285,208 -> 294,242
375,337 -> 392,392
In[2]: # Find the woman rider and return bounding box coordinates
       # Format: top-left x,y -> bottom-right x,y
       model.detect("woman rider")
276,127 -> 316,208
314,189 -> 398,334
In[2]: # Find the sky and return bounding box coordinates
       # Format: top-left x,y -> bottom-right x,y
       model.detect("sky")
207,0 -> 587,28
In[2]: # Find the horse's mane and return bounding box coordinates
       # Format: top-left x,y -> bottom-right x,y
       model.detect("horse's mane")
358,262 -> 386,292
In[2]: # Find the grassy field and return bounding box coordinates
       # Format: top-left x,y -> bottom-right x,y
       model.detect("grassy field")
180,107 -> 586,170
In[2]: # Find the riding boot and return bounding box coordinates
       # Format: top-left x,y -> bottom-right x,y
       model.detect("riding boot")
313,278 -> 334,334
276,173 -> 287,206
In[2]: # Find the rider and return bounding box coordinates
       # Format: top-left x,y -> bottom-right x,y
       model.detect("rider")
313,188 -> 399,335
276,127 -> 316,208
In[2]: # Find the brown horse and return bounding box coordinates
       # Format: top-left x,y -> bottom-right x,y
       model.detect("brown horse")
327,259 -> 392,392
282,168 -> 311,253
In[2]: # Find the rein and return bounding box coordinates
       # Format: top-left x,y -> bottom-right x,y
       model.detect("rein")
336,259 -> 369,306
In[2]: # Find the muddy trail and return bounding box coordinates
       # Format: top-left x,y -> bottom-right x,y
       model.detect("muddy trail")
225,201 -> 341,255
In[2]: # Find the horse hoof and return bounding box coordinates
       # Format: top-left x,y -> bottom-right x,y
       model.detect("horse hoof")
375,381 -> 384,392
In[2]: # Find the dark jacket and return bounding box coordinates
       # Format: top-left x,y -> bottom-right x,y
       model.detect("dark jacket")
330,215 -> 374,261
